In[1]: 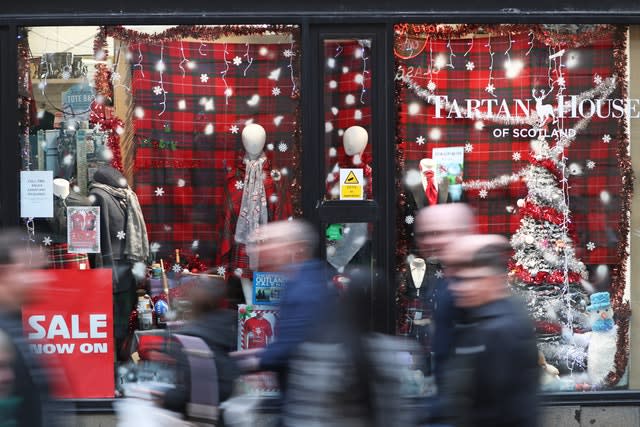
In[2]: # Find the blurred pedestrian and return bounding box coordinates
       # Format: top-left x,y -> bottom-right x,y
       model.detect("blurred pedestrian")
0,229 -> 66,426
233,219 -> 334,421
438,234 -> 539,427
413,203 -> 476,420
159,275 -> 239,418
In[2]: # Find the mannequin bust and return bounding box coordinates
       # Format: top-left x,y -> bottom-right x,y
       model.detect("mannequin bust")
326,125 -> 372,200
242,124 -> 266,160
410,256 -> 426,296
343,125 -> 368,158
53,178 -> 70,200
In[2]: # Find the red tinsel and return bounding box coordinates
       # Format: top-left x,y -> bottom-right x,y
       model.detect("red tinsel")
509,263 -> 582,286
529,156 -> 563,182
535,320 -> 562,336
394,24 -> 620,50
89,100 -> 124,172
519,200 -> 572,229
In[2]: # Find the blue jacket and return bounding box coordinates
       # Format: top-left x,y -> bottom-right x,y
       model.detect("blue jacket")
259,259 -> 333,372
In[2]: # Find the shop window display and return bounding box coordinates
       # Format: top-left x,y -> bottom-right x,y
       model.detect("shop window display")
394,24 -> 632,391
17,25 -> 301,397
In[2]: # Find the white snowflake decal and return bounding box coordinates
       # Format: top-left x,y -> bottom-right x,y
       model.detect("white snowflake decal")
116,230 -> 126,240
152,86 -> 163,95
192,240 -> 200,250
42,236 -> 52,246
155,187 -> 165,197
485,83 -> 495,94
435,270 -> 444,279
200,74 -> 209,83
512,152 -> 522,161
594,74 -> 603,85
586,160 -> 596,170
464,143 -> 474,153
586,241 -> 596,251
416,136 -> 426,145
217,266 -> 226,276
405,215 -> 414,225
465,61 -> 475,71
230,125 -> 239,134
150,242 -> 161,253
479,189 -> 488,199
233,56 -> 242,66
283,49 -> 295,58
172,264 -> 183,273
278,142 -> 288,152
427,80 -> 437,91
602,134 -> 611,144
556,76 -> 566,87
272,87 -> 281,96
235,180 -> 244,190
111,72 -> 121,82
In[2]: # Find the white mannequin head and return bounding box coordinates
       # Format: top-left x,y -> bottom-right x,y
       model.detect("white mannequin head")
419,158 -> 437,174
242,124 -> 267,159
52,178 -> 70,199
343,126 -> 368,157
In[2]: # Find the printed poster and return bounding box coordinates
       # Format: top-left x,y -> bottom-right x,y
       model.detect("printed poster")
20,170 -> 53,218
67,206 -> 100,253
237,304 -> 278,351
432,146 -> 465,202
252,272 -> 286,306
236,304 -> 280,396
22,269 -> 114,398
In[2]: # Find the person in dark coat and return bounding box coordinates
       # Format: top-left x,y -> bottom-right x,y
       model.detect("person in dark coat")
0,229 -> 68,426
161,276 -> 240,415
438,234 -> 539,427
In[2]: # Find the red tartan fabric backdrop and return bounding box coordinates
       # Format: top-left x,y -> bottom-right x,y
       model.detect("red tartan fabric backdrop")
129,39 -> 300,272
323,40 -> 373,199
397,30 -> 624,273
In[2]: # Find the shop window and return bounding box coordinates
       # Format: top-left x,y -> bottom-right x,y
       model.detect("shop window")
323,39 -> 374,201
394,23 -> 634,392
17,24 -> 301,398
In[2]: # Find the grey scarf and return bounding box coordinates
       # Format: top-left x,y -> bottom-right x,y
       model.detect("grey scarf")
235,153 -> 268,244
90,182 -> 150,262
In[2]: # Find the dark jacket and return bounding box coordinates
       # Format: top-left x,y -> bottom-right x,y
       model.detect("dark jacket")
89,166 -> 128,268
0,312 -> 65,427
164,309 -> 240,413
440,297 -> 539,427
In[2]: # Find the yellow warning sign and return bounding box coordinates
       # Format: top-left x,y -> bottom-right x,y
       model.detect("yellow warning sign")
339,168 -> 364,200
344,170 -> 359,184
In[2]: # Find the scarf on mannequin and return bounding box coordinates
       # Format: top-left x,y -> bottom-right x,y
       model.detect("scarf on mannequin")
235,153 -> 268,244
90,182 -> 150,262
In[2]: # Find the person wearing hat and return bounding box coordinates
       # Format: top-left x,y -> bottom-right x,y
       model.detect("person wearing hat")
438,233 -> 539,427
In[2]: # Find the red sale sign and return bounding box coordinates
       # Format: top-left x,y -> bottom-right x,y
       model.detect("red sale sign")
22,269 -> 115,398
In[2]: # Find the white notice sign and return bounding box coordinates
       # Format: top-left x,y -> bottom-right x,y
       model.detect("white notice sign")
20,170 -> 53,218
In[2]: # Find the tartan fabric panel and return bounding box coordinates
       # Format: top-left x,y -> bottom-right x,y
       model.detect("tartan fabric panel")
323,40 -> 374,199
397,31 -> 623,266
47,243 -> 91,270
130,39 -> 300,272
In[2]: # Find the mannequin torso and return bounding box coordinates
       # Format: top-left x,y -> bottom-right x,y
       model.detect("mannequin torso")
410,257 -> 426,296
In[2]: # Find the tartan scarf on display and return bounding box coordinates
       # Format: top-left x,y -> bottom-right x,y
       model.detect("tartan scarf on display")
234,153 -> 268,244
90,182 -> 150,262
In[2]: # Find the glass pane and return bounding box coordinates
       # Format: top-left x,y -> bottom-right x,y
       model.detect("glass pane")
18,24 -> 302,398
325,222 -> 374,275
394,23 -> 634,392
323,39 -> 373,200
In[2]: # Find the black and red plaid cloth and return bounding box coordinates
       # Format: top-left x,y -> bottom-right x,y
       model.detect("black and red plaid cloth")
129,39 -> 300,275
397,30 -> 624,267
47,243 -> 90,270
